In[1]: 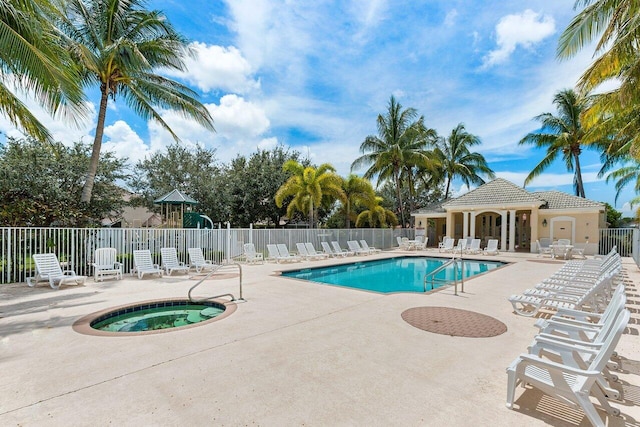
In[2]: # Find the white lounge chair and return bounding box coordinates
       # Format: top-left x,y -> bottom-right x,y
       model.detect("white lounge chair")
397,236 -> 410,250
160,247 -> 190,276
465,239 -> 481,255
266,244 -> 281,262
483,239 -> 499,255
506,309 -> 629,426
92,248 -> 123,282
132,249 -> 163,279
415,236 -> 428,250
305,242 -> 329,259
243,243 -> 264,264
296,242 -> 320,260
439,237 -> 454,252
27,253 -> 87,289
452,238 -> 467,254
188,247 -> 220,272
321,241 -> 341,257
537,238 -> 553,257
332,241 -> 354,256
347,240 -> 370,255
360,240 -> 381,254
277,244 -> 301,262
572,241 -> 588,259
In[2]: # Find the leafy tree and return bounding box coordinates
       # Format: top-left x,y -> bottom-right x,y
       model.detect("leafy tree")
0,0 -> 86,142
60,0 -> 215,203
225,147 -> 301,227
275,161 -> 345,228
340,175 -> 376,228
129,144 -> 227,222
0,137 -> 127,226
355,197 -> 398,228
434,123 -> 494,198
603,202 -> 622,228
351,95 -> 437,228
519,89 -> 590,198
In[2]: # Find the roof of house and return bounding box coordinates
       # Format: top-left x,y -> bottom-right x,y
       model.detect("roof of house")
442,178 -> 543,208
153,189 -> 198,205
532,190 -> 604,210
413,178 -> 604,215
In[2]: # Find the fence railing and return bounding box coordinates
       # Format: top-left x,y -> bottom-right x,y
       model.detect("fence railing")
598,227 -> 636,258
3,226 -> 633,285
0,226 -> 412,285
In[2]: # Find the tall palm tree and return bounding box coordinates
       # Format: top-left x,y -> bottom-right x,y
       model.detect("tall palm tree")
351,95 -> 437,228
60,0 -> 215,203
519,89 -> 589,198
435,123 -> 494,198
340,175 -> 376,228
355,196 -> 398,228
0,0 -> 86,142
275,160 -> 345,228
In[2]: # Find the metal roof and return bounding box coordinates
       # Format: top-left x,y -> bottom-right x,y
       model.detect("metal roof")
153,189 -> 199,205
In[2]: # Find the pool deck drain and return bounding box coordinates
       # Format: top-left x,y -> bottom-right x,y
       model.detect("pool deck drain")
401,306 -> 507,337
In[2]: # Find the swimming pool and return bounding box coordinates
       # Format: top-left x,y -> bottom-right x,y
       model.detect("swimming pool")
281,256 -> 505,293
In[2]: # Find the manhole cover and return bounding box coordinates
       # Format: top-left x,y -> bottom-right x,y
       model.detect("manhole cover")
401,306 -> 507,338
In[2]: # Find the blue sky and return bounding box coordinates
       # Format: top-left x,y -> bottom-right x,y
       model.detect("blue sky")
1,1 -> 635,214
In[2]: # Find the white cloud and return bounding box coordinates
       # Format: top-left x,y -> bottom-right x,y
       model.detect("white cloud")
209,94 -> 270,137
444,9 -> 458,27
495,171 -> 601,188
162,42 -> 259,94
483,9 -> 555,67
102,120 -> 150,165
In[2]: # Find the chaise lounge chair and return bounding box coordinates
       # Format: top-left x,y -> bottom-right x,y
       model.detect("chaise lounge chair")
537,238 -> 553,257
332,241 -> 354,256
27,253 -> 87,289
360,240 -> 381,254
439,237 -> 454,252
347,240 -> 370,255
483,239 -> 499,255
188,247 -> 221,272
160,247 -> 190,276
243,243 -> 264,264
132,249 -> 163,279
92,248 -> 123,282
305,242 -> 329,259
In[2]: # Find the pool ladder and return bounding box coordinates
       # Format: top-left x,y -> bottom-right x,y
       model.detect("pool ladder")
188,262 -> 244,303
423,255 -> 464,295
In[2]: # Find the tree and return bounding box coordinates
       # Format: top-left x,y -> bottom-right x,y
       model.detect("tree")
519,89 -> 589,198
355,197 -> 398,228
434,123 -> 494,198
0,137 -> 127,226
340,175 -> 376,228
0,0 -> 86,141
60,0 -> 215,203
225,147 -> 301,227
129,144 -> 227,222
351,95 -> 437,228
275,161 -> 345,228
603,203 -> 622,228
605,160 -> 640,207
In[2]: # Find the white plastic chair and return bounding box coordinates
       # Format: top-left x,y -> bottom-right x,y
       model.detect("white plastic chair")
160,248 -> 190,275
465,239 -> 481,254
439,237 -> 454,252
347,240 -> 369,255
133,250 -> 163,279
360,240 -> 381,254
243,243 -> 264,264
483,239 -> 499,255
276,244 -> 301,262
27,253 -> 86,289
305,242 -> 329,259
188,247 -> 220,272
92,248 -> 123,282
332,241 -> 354,256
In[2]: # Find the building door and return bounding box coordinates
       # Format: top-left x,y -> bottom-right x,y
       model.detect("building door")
553,220 -> 572,241
515,210 -> 531,250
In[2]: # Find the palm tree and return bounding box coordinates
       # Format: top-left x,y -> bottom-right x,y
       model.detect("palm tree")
355,197 -> 398,228
351,95 -> 437,228
340,175 -> 376,228
275,160 -> 345,228
60,0 -> 215,203
435,123 -> 494,198
519,89 -> 589,198
606,160 -> 640,206
0,0 -> 86,142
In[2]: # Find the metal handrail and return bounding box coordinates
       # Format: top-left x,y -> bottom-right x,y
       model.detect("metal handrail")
423,251 -> 465,295
188,262 -> 244,303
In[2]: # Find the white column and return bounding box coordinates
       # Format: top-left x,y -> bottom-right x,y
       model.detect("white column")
530,209 -> 538,253
470,212 -> 476,238
445,211 -> 453,238
508,210 -> 516,252
500,210 -> 508,252
462,211 -> 469,238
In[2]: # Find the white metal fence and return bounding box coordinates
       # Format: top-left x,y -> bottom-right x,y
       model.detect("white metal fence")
0,226 -> 412,284
598,228 -> 636,259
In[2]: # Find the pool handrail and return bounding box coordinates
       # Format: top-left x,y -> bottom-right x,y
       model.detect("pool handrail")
423,255 -> 464,295
188,262 -> 244,303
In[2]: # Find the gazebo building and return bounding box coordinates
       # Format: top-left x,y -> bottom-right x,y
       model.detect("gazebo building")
412,178 -> 606,253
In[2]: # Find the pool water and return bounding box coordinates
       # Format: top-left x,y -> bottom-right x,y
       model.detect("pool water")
281,256 -> 505,293
91,301 -> 225,332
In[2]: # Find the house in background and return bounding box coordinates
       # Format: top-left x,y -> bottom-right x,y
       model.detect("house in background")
412,178 -> 606,253
102,190 -> 161,228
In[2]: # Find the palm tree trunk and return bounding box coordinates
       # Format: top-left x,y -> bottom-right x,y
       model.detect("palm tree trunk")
574,152 -> 585,198
81,86 -> 109,203
445,176 -> 452,199
394,169 -> 406,228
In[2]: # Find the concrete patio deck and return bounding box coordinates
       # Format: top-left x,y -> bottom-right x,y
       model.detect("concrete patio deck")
1,250 -> 639,426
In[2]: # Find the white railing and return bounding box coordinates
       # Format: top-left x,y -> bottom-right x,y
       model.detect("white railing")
598,227 -> 636,258
0,226 -> 411,284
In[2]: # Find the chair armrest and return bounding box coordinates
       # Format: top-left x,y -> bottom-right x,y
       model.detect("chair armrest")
533,334 -> 602,352
62,270 -> 77,276
515,353 -> 601,377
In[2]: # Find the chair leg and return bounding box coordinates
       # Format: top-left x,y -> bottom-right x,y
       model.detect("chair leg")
575,391 -> 606,427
